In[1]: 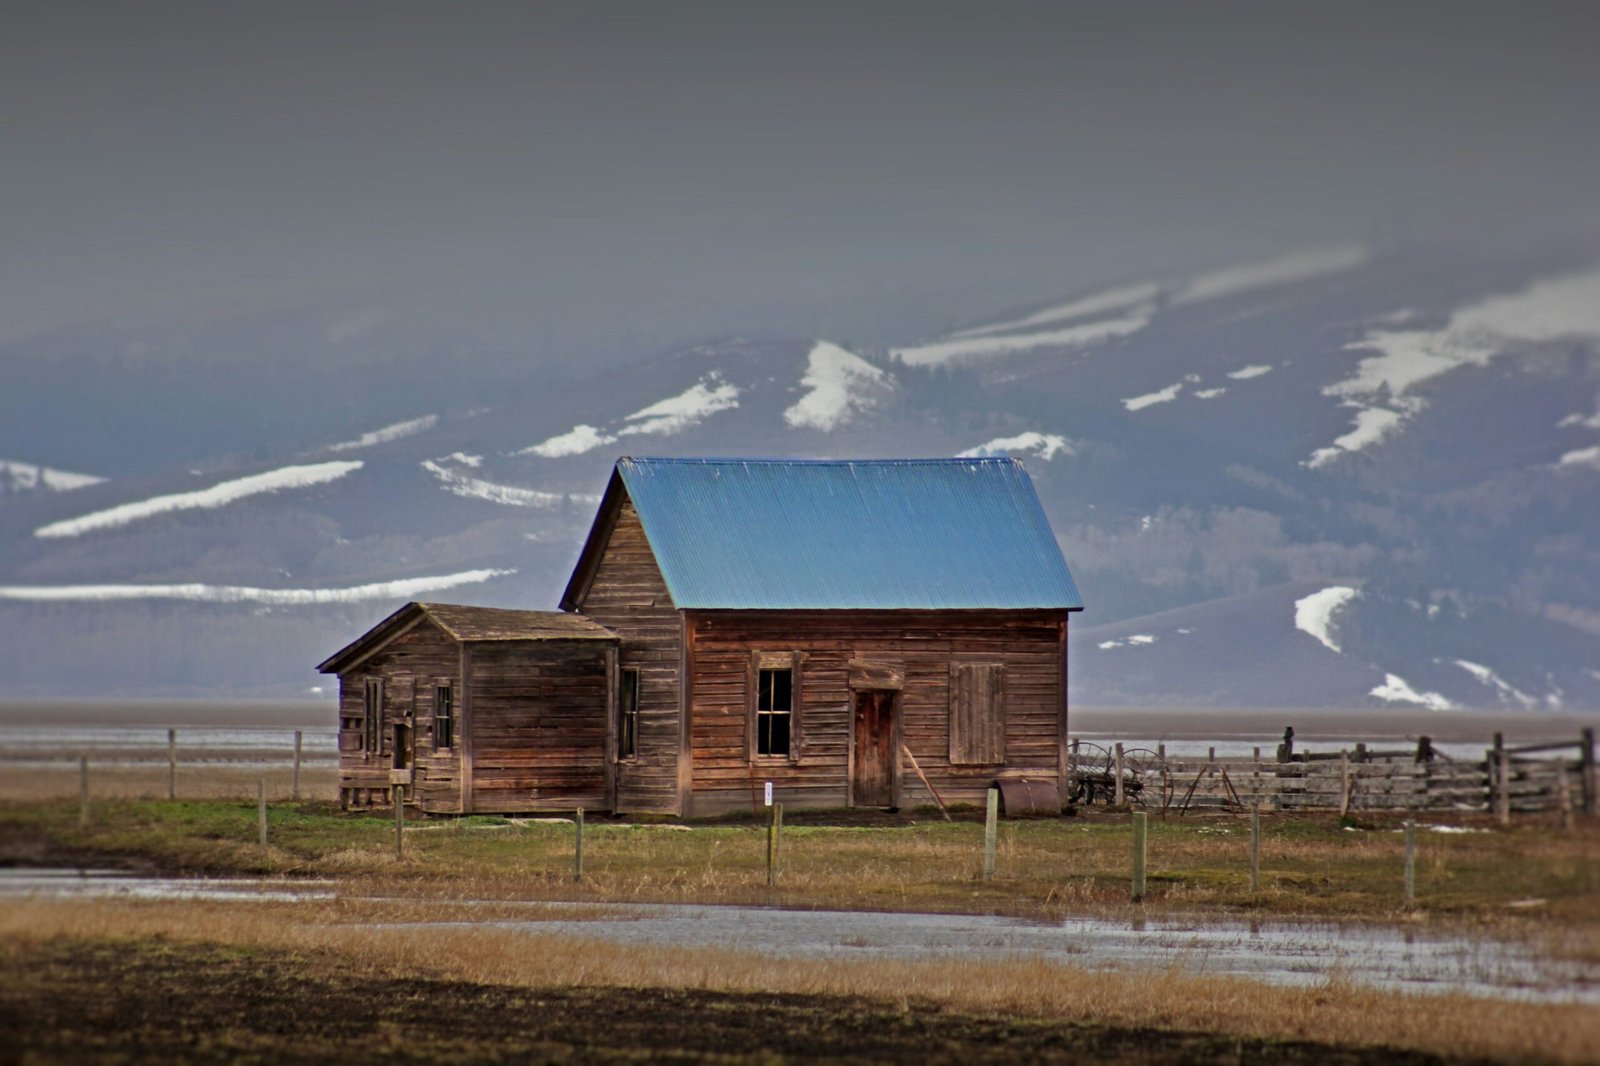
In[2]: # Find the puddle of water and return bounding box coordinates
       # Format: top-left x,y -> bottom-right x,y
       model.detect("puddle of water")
400,902 -> 1599,1005
5,869 -> 1593,1004
0,868 -> 334,903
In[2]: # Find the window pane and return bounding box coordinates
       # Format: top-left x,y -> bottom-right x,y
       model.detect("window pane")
767,713 -> 790,756
758,668 -> 792,712
619,669 -> 639,759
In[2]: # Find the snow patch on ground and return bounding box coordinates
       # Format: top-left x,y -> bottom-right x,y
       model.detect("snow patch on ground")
326,415 -> 438,453
1173,245 -> 1369,305
950,282 -> 1160,338
1123,383 -> 1183,411
1294,586 -> 1359,653
1453,659 -> 1536,709
421,460 -> 581,508
1227,364 -> 1274,380
1,460 -> 106,493
892,310 -> 1152,366
34,461 -> 362,539
521,424 -> 617,458
1370,673 -> 1454,711
1313,268 -> 1600,467
957,432 -> 1073,461
618,375 -> 740,436
783,341 -> 892,431
0,568 -> 513,605
1557,445 -> 1600,470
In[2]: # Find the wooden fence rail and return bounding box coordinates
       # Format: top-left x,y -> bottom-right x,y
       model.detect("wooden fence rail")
1071,727 -> 1596,817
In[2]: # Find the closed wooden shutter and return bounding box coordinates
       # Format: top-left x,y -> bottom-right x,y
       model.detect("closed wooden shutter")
949,663 -> 1005,765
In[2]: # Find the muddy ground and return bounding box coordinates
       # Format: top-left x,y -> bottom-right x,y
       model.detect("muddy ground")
0,938 -> 1479,1065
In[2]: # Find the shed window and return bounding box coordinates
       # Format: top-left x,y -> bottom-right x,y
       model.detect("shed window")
618,668 -> 639,759
949,663 -> 1005,765
434,685 -> 454,750
756,668 -> 792,757
363,678 -> 383,754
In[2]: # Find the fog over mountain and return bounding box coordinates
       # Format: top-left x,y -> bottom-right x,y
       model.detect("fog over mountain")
2,3 -> 1598,708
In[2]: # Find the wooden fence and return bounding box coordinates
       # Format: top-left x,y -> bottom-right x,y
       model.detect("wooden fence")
1069,727 -> 1597,819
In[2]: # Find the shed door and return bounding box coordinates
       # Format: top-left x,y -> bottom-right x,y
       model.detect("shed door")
852,690 -> 896,807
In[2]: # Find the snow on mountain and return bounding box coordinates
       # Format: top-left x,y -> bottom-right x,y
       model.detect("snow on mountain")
1370,672 -> 1454,711
1123,383 -> 1183,411
783,341 -> 891,431
1,460 -> 105,494
1294,586 -> 1359,653
326,414 -> 439,453
421,458 -> 597,508
33,460 -> 363,539
1557,445 -> 1600,470
1314,267 -> 1600,467
1171,244 -> 1369,305
522,424 -> 616,458
0,567 -> 512,604
616,374 -> 740,436
949,282 -> 1160,338
957,432 -> 1072,461
891,310 -> 1153,366
1453,659 -> 1536,709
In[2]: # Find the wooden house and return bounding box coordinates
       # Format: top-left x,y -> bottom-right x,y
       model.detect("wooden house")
562,456 -> 1083,816
320,456 -> 1084,816
317,602 -> 617,813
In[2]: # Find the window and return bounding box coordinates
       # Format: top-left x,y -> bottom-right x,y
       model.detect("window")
756,668 -> 793,757
618,668 -> 639,759
363,678 -> 383,754
949,663 -> 1005,765
434,685 -> 454,750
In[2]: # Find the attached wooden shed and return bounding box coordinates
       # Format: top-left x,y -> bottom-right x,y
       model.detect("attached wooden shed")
561,457 -> 1085,817
317,602 -> 617,814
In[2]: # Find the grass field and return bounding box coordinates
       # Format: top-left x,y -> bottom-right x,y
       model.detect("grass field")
5,795 -> 1599,925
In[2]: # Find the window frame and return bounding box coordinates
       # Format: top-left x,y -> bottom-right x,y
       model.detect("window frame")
948,661 -> 1006,766
748,651 -> 802,763
617,667 -> 640,761
363,677 -> 384,755
433,683 -> 455,751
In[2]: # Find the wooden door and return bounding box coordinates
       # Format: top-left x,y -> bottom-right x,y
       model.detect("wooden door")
852,690 -> 895,807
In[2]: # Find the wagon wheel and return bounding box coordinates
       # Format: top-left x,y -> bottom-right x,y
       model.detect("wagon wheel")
1120,747 -> 1173,810
1066,741 -> 1114,806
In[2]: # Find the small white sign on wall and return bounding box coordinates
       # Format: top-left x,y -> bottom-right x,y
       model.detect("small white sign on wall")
764,781 -> 773,807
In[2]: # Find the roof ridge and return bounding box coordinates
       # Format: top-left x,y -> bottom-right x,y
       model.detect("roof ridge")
620,456 -> 1021,466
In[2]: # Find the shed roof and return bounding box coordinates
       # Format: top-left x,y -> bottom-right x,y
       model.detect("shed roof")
317,601 -> 615,674
562,457 -> 1083,611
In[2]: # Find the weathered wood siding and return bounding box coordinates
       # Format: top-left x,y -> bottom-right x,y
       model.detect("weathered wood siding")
465,641 -> 611,812
573,499 -> 683,813
336,617 -> 463,813
686,609 -> 1067,815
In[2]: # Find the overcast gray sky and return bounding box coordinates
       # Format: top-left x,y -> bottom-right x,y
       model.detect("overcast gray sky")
3,1 -> 1597,359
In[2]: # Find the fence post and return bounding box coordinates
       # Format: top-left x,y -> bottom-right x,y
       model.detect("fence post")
1114,744 -> 1125,806
1250,805 -> 1261,896
1496,749 -> 1511,827
574,807 -> 585,882
1403,819 -> 1416,906
1557,769 -> 1573,833
79,756 -> 89,828
766,802 -> 782,886
167,728 -> 177,801
258,780 -> 268,848
1339,750 -> 1350,817
1131,811 -> 1148,901
983,786 -> 998,880
1581,728 -> 1596,817
292,730 -> 303,801
393,785 -> 404,858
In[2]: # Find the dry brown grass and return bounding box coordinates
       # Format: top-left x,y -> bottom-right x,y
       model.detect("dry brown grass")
1,896 -> 1595,1064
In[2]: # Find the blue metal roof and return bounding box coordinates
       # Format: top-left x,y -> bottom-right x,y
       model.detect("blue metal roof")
606,457 -> 1083,611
